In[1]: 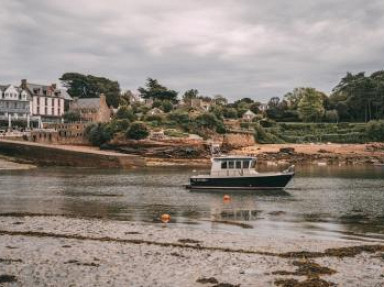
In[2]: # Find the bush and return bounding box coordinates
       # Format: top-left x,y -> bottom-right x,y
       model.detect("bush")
366,120 -> 384,141
144,115 -> 163,123
254,123 -> 285,144
126,122 -> 150,140
63,111 -> 81,122
115,106 -> 136,121
167,111 -> 190,124
107,119 -> 130,134
85,123 -> 112,146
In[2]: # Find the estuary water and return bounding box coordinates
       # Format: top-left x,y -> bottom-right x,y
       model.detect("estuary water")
1,165 -> 384,241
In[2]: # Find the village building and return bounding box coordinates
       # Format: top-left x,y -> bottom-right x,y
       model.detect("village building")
190,98 -> 211,112
0,84 -> 31,130
21,79 -> 70,125
242,110 -> 256,122
146,107 -> 164,116
69,94 -> 111,123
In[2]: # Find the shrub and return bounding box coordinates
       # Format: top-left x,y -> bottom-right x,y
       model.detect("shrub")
85,123 -> 112,146
115,106 -> 136,121
107,119 -> 130,134
167,111 -> 190,124
366,120 -> 384,141
145,115 -> 163,123
126,122 -> 150,140
63,111 -> 81,122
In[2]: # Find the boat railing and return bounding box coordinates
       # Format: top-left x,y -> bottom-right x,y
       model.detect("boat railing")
283,165 -> 295,174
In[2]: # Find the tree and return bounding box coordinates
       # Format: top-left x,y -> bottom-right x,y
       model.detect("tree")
183,89 -> 199,103
60,72 -> 121,108
120,90 -> 133,106
330,71 -> 384,122
126,122 -> 150,140
324,110 -> 339,123
115,106 -> 136,122
297,88 -> 325,122
85,123 -> 112,146
213,95 -> 228,106
138,78 -> 178,102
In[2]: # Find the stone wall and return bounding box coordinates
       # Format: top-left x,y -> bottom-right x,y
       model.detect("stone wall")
0,140 -> 144,168
30,123 -> 89,145
222,132 -> 255,149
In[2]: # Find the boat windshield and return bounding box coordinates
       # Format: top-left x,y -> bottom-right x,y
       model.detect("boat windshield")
219,159 -> 252,169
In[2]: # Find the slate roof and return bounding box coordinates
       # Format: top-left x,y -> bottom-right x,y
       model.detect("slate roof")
72,98 -> 100,110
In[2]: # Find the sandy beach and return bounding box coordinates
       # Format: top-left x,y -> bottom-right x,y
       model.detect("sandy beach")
1,215 -> 383,287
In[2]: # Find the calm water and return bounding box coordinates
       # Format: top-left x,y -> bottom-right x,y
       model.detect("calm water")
1,165 -> 384,241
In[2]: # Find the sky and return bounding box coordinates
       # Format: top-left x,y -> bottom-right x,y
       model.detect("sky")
1,0 -> 384,102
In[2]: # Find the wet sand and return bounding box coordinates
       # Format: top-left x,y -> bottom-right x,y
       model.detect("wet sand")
0,157 -> 35,170
0,216 -> 383,286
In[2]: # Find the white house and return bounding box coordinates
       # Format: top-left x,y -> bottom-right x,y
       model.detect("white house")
0,84 -> 31,130
242,110 -> 256,122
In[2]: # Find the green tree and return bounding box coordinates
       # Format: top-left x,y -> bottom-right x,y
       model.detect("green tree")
85,123 -> 112,146
297,88 -> 325,122
126,122 -> 150,140
115,106 -> 136,122
183,89 -> 199,103
161,100 -> 173,113
138,78 -> 178,102
60,72 -> 121,108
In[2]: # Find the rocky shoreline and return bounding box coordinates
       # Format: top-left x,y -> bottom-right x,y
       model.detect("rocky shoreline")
0,215 -> 383,286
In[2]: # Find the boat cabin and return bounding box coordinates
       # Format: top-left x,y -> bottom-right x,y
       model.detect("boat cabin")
210,156 -> 257,177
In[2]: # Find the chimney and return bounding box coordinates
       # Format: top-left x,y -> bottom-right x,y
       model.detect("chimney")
100,93 -> 107,106
21,79 -> 27,89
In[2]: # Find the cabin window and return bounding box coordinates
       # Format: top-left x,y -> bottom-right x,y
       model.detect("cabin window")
251,160 -> 256,168
228,161 -> 234,169
221,161 -> 227,169
243,160 -> 250,168
236,161 -> 241,169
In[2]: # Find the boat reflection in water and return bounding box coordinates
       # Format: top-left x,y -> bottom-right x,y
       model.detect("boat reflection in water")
186,155 -> 295,190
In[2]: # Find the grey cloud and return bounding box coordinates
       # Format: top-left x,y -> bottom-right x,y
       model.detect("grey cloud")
0,0 -> 383,101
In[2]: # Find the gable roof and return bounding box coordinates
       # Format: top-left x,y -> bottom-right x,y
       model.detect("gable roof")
72,98 -> 100,110
243,110 -> 256,116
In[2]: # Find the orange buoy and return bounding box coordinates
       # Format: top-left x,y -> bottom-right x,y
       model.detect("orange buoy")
161,213 -> 171,223
223,194 -> 231,203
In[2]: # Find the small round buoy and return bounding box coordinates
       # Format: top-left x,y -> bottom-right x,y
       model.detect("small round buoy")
223,194 -> 231,203
161,213 -> 171,223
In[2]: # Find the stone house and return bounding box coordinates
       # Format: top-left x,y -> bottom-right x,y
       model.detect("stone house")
190,98 -> 211,112
242,110 -> 256,122
146,107 -> 164,116
69,94 -> 111,123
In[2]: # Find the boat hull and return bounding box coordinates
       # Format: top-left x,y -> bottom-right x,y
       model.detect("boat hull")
187,173 -> 294,190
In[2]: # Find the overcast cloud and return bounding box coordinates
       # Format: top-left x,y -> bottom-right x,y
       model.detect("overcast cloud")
1,0 -> 383,101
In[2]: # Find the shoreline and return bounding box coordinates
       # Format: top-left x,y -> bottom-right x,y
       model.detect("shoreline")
1,139 -> 383,168
0,215 -> 383,286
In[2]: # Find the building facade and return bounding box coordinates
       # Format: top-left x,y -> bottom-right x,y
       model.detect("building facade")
0,79 -> 72,131
0,85 -> 32,130
21,79 -> 70,123
69,94 -> 110,123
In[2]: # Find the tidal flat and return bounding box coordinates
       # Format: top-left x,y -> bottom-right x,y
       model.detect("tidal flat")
0,216 -> 384,287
